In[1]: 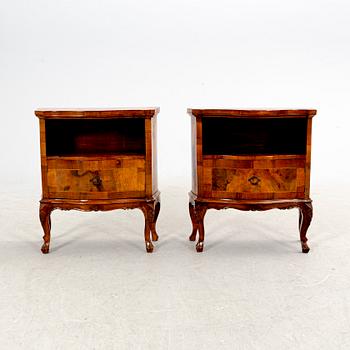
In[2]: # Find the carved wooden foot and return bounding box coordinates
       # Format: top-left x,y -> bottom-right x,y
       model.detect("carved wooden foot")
144,220 -> 154,253
39,203 -> 53,254
195,204 -> 207,253
299,202 -> 313,253
189,202 -> 198,241
196,241 -> 204,252
145,240 -> 154,253
141,204 -> 155,253
151,201 -> 160,242
41,244 -> 49,254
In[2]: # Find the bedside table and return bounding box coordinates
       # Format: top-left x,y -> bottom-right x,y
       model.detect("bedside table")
188,109 -> 316,253
36,108 -> 160,253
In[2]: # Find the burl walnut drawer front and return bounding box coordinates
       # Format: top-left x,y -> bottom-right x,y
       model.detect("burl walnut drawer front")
202,156 -> 306,200
47,156 -> 145,199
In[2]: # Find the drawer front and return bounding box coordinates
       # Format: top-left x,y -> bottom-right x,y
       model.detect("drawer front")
47,157 -> 145,199
202,157 -> 305,200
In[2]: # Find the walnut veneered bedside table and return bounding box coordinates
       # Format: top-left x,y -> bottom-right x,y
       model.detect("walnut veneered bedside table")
36,108 -> 160,253
188,109 -> 316,253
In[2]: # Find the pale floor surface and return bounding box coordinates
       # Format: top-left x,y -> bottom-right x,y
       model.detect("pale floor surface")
0,183 -> 349,350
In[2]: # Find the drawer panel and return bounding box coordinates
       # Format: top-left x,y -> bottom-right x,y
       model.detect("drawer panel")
203,167 -> 305,200
47,157 -> 145,199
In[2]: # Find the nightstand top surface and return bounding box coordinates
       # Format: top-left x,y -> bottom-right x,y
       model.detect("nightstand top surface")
188,109 -> 317,118
35,107 -> 159,119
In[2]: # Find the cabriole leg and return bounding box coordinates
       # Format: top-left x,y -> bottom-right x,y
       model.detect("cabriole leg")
141,205 -> 154,253
39,203 -> 53,254
189,202 -> 198,241
299,202 -> 313,253
195,204 -> 207,253
151,201 -> 160,242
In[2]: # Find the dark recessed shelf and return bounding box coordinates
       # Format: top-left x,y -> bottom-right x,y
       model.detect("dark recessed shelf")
202,117 -> 307,156
46,119 -> 146,157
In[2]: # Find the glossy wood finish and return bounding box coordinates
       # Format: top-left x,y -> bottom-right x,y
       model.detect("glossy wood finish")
189,109 -> 316,118
36,108 -> 160,253
36,107 -> 159,119
47,156 -> 146,200
188,108 -> 316,253
203,155 -> 306,200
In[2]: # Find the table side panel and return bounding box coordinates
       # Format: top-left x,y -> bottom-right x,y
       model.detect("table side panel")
145,118 -> 153,197
191,115 -> 198,194
151,115 -> 158,195
195,116 -> 203,195
40,119 -> 49,198
305,118 -> 312,198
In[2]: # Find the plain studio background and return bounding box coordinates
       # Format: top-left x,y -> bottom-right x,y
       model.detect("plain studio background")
1,0 -> 350,349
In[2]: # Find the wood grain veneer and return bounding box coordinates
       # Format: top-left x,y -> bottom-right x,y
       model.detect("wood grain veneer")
36,108 -> 160,253
188,108 -> 316,253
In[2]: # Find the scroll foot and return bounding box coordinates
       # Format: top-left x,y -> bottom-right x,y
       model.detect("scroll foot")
196,241 -> 204,253
146,241 -> 154,253
301,241 -> 310,254
41,242 -> 50,254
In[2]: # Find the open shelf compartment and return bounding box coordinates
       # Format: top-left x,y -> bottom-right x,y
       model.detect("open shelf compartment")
45,118 -> 146,157
202,117 -> 307,156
